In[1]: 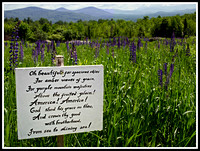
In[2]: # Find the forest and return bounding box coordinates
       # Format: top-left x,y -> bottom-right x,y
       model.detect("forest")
4,12 -> 196,42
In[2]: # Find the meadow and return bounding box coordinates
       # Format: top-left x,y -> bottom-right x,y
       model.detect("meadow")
4,35 -> 196,147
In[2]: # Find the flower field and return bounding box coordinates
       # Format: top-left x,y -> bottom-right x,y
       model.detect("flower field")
3,34 -> 196,147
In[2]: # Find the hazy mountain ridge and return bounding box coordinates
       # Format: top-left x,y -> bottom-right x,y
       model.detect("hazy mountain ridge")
4,6 -> 196,23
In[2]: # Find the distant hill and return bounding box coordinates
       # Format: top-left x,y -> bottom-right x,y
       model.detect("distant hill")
147,9 -> 196,18
4,6 -> 196,23
55,7 -> 72,12
4,6 -> 96,23
73,6 -> 114,18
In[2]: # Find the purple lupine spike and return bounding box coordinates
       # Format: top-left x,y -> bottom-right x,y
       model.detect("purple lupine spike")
137,38 -> 142,50
86,37 -> 88,45
9,21 -> 20,70
113,37 -> 116,46
165,63 -> 174,91
158,69 -> 163,87
72,43 -> 77,65
165,76 -> 170,90
32,48 -> 35,59
95,43 -> 100,58
56,40 -> 60,47
66,41 -> 69,53
47,43 -> 50,53
163,63 -> 168,76
126,37 -> 129,45
41,43 -> 45,62
169,63 -> 174,78
118,37 -> 120,49
129,41 -> 136,63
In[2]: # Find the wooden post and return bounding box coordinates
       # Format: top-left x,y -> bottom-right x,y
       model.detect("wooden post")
56,55 -> 64,147
56,55 -> 64,66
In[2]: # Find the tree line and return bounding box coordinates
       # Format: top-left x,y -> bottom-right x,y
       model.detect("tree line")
4,12 -> 196,42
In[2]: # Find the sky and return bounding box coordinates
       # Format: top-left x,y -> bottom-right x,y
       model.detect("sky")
3,2 -> 197,11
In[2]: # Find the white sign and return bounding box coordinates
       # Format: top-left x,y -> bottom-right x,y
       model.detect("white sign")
15,65 -> 103,140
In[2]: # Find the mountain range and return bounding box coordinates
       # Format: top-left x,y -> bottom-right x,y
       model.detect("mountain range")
4,6 -> 196,23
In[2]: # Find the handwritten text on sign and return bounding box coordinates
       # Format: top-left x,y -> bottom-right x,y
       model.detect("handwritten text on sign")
15,65 -> 103,140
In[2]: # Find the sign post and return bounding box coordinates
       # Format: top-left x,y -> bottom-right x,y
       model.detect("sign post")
56,55 -> 64,147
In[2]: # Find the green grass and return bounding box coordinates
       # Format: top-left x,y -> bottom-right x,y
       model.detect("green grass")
3,37 -> 196,147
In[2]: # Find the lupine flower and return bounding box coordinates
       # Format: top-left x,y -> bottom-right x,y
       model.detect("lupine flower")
35,40 -> 41,56
47,43 -> 50,52
66,41 -> 70,53
113,37 -> 116,46
71,43 -> 77,65
126,37 -> 129,46
86,37 -> 88,45
158,69 -> 163,87
165,76 -> 170,90
169,63 -> 174,78
164,38 -> 169,46
129,41 -> 136,63
95,43 -> 100,58
163,63 -> 168,76
118,37 -> 120,49
9,21 -> 20,70
56,40 -> 60,47
164,63 -> 175,90
186,43 -> 191,56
